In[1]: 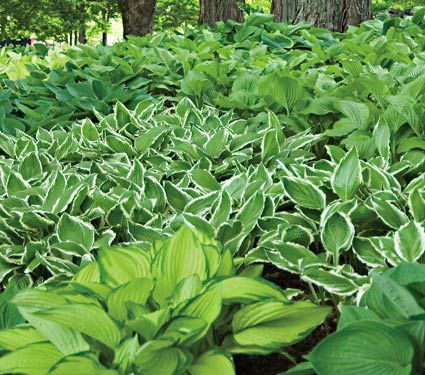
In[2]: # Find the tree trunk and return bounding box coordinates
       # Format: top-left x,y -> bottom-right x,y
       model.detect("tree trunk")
199,0 -> 244,28
74,30 -> 78,45
102,32 -> 108,46
271,0 -> 371,32
78,30 -> 87,44
118,0 -> 157,37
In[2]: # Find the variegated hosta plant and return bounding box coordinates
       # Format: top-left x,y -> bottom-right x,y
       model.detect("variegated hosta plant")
249,145 -> 425,298
0,226 -> 330,375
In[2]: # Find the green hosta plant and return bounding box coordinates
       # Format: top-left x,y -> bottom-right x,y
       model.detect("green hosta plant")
0,226 -> 330,375
305,263 -> 425,375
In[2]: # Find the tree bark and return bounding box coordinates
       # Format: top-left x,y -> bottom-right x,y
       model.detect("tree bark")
199,0 -> 244,28
118,0 -> 157,37
271,0 -> 371,32
78,30 -> 87,44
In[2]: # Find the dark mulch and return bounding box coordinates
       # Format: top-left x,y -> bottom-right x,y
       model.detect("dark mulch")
234,265 -> 337,374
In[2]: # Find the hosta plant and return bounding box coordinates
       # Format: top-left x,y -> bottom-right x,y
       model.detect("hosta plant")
291,263 -> 425,375
0,226 -> 330,374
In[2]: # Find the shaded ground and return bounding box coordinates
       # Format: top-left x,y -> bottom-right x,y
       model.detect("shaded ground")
234,265 -> 337,374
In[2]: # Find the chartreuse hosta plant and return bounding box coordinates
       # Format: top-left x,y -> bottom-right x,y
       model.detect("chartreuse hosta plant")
285,263 -> 425,375
0,226 -> 330,374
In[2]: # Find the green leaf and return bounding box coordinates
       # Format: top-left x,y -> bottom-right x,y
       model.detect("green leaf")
81,119 -> 99,142
19,152 -> 42,180
368,197 -> 409,229
309,321 -> 414,375
205,129 -> 227,158
49,352 -> 118,375
0,342 -> 63,375
191,169 -> 221,191
394,221 -> 425,262
98,245 -> 151,288
361,273 -> 425,320
337,100 -> 369,131
0,287 -> 24,329
153,226 -> 208,306
282,177 -> 326,210
57,214 -> 95,252
189,350 -> 235,375
373,120 -> 391,160
302,268 -> 359,296
258,74 -> 302,114
219,276 -> 288,304
178,285 -> 222,328
261,128 -> 280,163
107,278 -> 154,321
237,191 -> 265,233
337,306 -> 380,330
12,290 -> 89,356
0,326 -> 45,351
232,300 -> 330,353
34,303 -> 122,349
321,212 -> 355,262
331,148 -> 362,201
134,339 -> 191,375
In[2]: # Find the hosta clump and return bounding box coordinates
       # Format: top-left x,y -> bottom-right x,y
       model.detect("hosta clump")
305,263 -> 425,375
0,226 -> 330,374
0,99 -> 322,287
251,144 -> 425,297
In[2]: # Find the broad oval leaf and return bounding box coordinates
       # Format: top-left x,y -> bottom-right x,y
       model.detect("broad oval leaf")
309,321 -> 414,375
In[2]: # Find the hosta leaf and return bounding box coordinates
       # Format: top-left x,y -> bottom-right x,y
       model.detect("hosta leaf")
368,197 -> 409,229
258,74 -> 302,114
394,221 -> 425,262
33,303 -> 122,349
134,339 -> 191,375
337,100 -> 369,130
0,326 -> 45,351
331,148 -> 362,201
98,245 -> 151,287
261,128 -> 280,163
282,176 -> 326,210
19,152 -> 42,180
352,237 -> 386,267
189,350 -> 235,375
49,352 -> 118,374
219,276 -> 288,304
337,306 -> 380,330
178,286 -> 222,342
191,169 -> 221,191
153,226 -> 208,306
12,290 -> 89,355
361,273 -> 425,320
302,268 -> 359,296
107,278 -> 154,321
309,321 -> 414,375
232,300 -> 330,352
408,188 -> 425,223
0,342 -> 63,375
237,191 -> 265,233
210,191 -> 231,229
57,214 -> 95,252
43,171 -> 67,213
0,286 -> 24,329
321,212 -> 354,262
